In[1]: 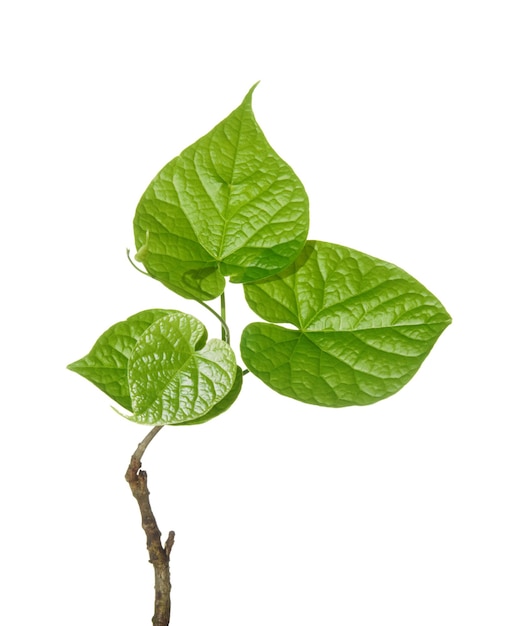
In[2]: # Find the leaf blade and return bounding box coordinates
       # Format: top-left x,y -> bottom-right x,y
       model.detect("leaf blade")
128,311 -> 237,424
67,309 -> 176,410
133,84 -> 309,300
180,366 -> 244,426
241,241 -> 451,407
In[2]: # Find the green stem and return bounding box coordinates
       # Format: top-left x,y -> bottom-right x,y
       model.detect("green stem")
197,298 -> 230,345
126,246 -> 231,345
220,292 -> 227,343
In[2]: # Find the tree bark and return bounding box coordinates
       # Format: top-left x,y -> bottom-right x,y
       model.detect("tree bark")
125,426 -> 175,626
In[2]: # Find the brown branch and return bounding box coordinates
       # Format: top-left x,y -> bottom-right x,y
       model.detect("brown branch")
125,426 -> 175,626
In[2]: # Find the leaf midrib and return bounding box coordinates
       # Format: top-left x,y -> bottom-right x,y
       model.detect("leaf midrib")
216,104 -> 247,259
302,285 -> 441,330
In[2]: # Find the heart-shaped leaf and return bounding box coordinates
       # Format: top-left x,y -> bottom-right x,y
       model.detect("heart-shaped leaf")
128,311 -> 237,424
133,83 -> 309,301
241,241 -> 451,407
67,309 -> 175,410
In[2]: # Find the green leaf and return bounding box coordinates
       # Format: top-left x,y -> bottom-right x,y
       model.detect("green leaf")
133,83 -> 309,301
179,366 -> 244,426
241,241 -> 452,407
67,309 -> 175,410
128,311 -> 237,424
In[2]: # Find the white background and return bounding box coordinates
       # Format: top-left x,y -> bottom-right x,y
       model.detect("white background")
2,1 -> 524,624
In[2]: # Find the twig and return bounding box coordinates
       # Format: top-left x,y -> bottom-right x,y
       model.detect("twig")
125,426 -> 174,626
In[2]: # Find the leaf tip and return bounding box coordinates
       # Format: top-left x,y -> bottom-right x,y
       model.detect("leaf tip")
244,81 -> 261,105
66,360 -> 79,373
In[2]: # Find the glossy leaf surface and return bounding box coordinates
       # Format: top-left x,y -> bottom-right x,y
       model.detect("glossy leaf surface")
241,241 -> 451,407
133,84 -> 309,301
180,366 -> 244,426
67,309 -> 175,410
128,311 -> 237,424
